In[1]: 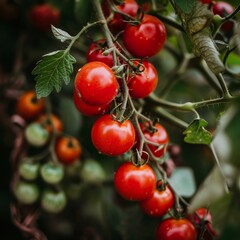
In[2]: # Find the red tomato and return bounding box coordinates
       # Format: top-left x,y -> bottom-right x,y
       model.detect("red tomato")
86,39 -> 114,68
91,114 -> 135,156
74,62 -> 118,106
29,3 -> 60,32
16,91 -> 44,121
212,2 -> 234,32
135,122 -> 169,159
139,184 -> 174,217
157,218 -> 197,240
123,14 -> 166,58
102,0 -> 139,32
73,90 -> 110,116
127,60 -> 158,98
37,114 -> 63,133
188,208 -> 218,240
114,162 -> 156,201
56,136 -> 82,165
199,0 -> 212,4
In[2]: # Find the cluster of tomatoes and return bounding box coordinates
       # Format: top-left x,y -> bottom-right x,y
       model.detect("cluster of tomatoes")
71,0 -> 222,239
13,90 -> 83,213
11,0 -> 236,239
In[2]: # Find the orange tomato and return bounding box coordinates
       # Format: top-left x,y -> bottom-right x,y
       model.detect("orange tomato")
16,91 -> 44,121
37,114 -> 63,133
55,136 -> 82,164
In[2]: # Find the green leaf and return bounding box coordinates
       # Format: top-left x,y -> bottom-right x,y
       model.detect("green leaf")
51,26 -> 73,42
183,118 -> 212,145
168,167 -> 196,197
175,0 -> 197,14
32,50 -> 76,98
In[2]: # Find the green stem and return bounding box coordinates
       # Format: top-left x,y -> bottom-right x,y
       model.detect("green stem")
224,4 -> 240,21
65,20 -> 103,53
151,13 -> 185,33
151,107 -> 189,129
91,0 -> 118,65
216,73 -> 232,98
149,92 -> 237,112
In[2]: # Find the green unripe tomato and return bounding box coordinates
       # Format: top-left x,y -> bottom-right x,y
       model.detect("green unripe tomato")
79,158 -> 106,184
13,181 -> 39,204
41,189 -> 67,213
40,162 -> 64,184
25,123 -> 49,147
19,160 -> 40,180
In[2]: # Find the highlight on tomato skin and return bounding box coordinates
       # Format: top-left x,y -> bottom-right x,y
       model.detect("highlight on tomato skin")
74,61 -> 119,106
114,162 -> 156,201
91,114 -> 135,156
122,14 -> 167,58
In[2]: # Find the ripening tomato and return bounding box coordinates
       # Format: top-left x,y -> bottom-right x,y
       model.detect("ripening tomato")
139,184 -> 174,217
16,91 -> 44,121
123,14 -> 166,58
29,3 -> 60,32
91,114 -> 135,156
75,62 -> 118,106
14,181 -> 40,205
37,114 -> 63,133
114,162 -> 156,201
212,1 -> 234,32
40,162 -> 64,184
41,189 -> 67,213
73,90 -> 110,116
157,218 -> 197,240
55,136 -> 82,165
127,60 -> 158,98
86,39 -> 114,68
135,122 -> 169,159
102,0 -> 139,32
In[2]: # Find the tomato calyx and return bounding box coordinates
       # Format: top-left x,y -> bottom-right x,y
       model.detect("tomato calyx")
156,179 -> 167,192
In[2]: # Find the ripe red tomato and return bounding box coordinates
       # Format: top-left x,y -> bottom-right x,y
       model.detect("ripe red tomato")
56,136 -> 82,165
114,162 -> 156,201
16,91 -> 44,121
139,184 -> 174,217
212,2 -> 234,32
127,60 -> 158,98
75,62 -> 118,106
102,0 -> 139,32
29,3 -> 60,32
73,90 -> 110,116
157,218 -> 197,240
188,208 -> 217,240
199,0 -> 212,4
135,122 -> 169,159
86,39 -> 114,68
37,114 -> 63,133
123,14 -> 166,58
91,114 -> 135,156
